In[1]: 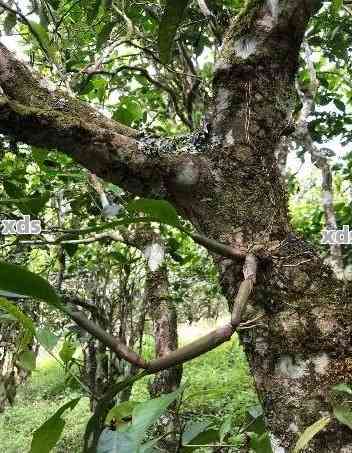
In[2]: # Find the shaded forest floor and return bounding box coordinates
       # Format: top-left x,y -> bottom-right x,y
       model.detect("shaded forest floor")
0,333 -> 257,452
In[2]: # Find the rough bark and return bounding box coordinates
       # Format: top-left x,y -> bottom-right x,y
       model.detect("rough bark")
2,1 -> 352,450
147,264 -> 182,398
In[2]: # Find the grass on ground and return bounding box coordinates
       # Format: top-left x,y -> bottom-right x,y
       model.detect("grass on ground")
0,336 -> 257,452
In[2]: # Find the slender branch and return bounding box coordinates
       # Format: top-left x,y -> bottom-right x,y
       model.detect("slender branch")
61,254 -> 257,374
83,65 -> 192,129
65,306 -> 149,369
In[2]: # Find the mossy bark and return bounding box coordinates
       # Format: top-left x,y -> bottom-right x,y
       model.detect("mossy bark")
190,1 -> 352,451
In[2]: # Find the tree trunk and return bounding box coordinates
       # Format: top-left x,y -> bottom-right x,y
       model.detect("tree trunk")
166,2 -> 352,451
148,264 -> 182,397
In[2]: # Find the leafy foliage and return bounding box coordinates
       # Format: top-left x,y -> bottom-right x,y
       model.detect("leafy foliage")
0,262 -> 60,307
30,397 -> 81,453
293,417 -> 331,453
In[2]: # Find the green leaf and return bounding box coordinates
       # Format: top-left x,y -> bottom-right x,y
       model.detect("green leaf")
4,11 -> 17,35
28,21 -> 57,62
105,401 -> 138,425
59,339 -> 76,363
140,437 -> 162,453
181,429 -> 219,451
18,350 -> 36,371
334,99 -> 346,112
109,250 -> 129,265
97,21 -> 115,50
246,405 -> 267,435
0,313 -> 18,321
331,0 -> 343,15
0,298 -> 36,335
158,0 -> 190,64
97,430 -> 138,453
3,180 -> 25,198
31,146 -> 48,165
332,384 -> 352,395
86,0 -> 102,21
63,242 -> 79,257
84,372 -> 148,453
0,193 -> 50,215
47,0 -> 60,9
127,199 -> 180,227
334,405 -> 352,430
0,262 -> 61,307
293,417 -> 331,453
182,421 -> 211,445
248,432 -> 273,453
30,398 -> 80,453
36,328 -> 59,352
113,96 -> 143,126
131,389 -> 181,441
219,415 -> 232,442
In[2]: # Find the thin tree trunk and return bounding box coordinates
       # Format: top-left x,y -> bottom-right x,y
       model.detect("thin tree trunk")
294,44 -> 345,279
148,264 -> 182,398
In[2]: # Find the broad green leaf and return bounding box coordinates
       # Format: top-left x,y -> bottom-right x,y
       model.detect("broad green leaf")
293,417 -> 331,453
0,262 -> 61,307
131,389 -> 181,441
113,96 -> 143,126
28,21 -> 57,62
18,350 -> 36,371
3,180 -> 25,198
105,401 -> 138,425
85,0 -> 102,21
31,146 -> 48,165
0,313 -> 18,321
334,405 -> 352,430
158,0 -> 190,64
110,250 -> 129,264
332,383 -> 352,395
181,429 -> 219,451
219,415 -> 232,442
97,430 -> 138,453
63,242 -> 79,257
248,432 -> 273,453
334,99 -> 346,112
246,404 -> 267,435
0,193 -> 50,215
331,0 -> 343,15
140,437 -> 162,453
59,339 -> 76,363
47,0 -> 60,9
84,372 -> 148,453
127,199 -> 180,227
182,421 -> 211,445
30,398 -> 80,453
4,11 -> 17,35
0,298 -> 36,335
36,328 -> 59,352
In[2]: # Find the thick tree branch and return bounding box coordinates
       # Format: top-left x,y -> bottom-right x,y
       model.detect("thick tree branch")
0,43 -> 179,197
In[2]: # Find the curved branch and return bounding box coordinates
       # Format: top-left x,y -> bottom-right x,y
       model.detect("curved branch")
63,254 -> 256,374
82,64 -> 193,129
